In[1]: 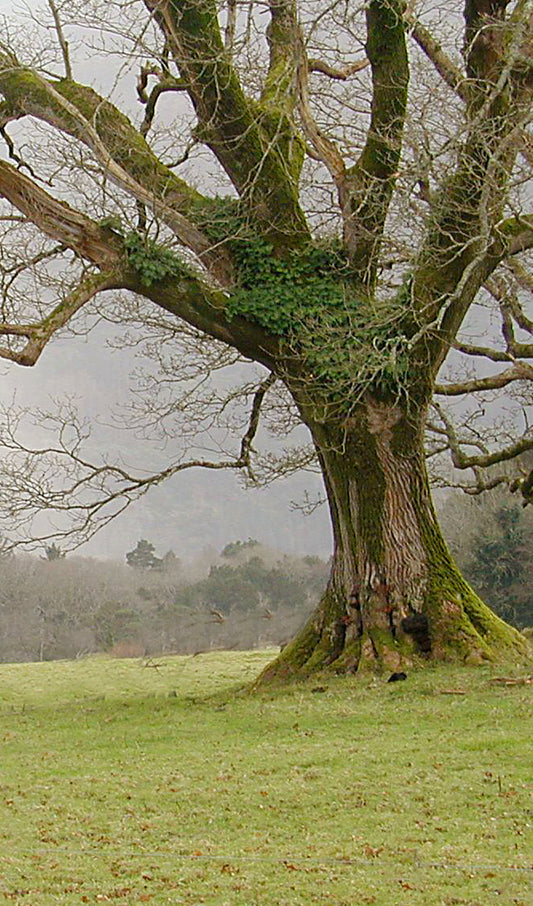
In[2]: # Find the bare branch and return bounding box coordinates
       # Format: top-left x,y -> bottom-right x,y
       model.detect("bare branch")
406,14 -> 469,101
0,375 -> 280,547
0,271 -> 121,366
307,57 -> 369,80
142,0 -> 310,245
225,0 -> 237,54
433,402 -> 533,470
295,36 -> 346,182
0,159 -> 121,268
484,274 -> 533,355
0,55 -> 233,282
137,67 -> 187,138
506,261 -> 533,333
237,373 -> 277,477
47,0 -> 73,80
435,361 -> 533,395
452,340 -> 514,362
341,0 -> 409,287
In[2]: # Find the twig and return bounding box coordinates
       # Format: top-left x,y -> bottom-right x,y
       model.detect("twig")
490,676 -> 533,686
47,0 -> 72,80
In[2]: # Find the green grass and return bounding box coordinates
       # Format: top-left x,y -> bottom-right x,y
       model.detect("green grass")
0,651 -> 531,905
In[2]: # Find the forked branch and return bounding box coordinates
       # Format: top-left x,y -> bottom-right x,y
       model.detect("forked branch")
0,272 -> 120,366
433,402 -> 533,471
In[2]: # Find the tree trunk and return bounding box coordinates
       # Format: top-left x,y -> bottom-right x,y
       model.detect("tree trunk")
260,395 -> 528,682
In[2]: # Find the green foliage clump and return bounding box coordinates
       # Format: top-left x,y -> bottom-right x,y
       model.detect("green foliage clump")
198,198 -> 351,332
221,537 -> 259,558
199,199 -> 412,398
126,538 -> 162,570
124,231 -> 188,286
227,238 -> 352,335
92,602 -> 141,649
175,553 -> 327,614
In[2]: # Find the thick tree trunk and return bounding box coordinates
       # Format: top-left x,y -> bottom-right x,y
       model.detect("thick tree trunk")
260,396 -> 529,682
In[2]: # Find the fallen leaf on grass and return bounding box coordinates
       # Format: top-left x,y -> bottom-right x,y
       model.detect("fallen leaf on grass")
364,845 -> 384,858
220,863 -> 239,875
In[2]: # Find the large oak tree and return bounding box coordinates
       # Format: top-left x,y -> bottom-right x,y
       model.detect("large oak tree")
0,0 -> 532,677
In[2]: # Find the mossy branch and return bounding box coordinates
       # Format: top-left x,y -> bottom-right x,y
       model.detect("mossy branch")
0,55 -> 234,284
142,0 -> 309,248
341,0 -> 409,289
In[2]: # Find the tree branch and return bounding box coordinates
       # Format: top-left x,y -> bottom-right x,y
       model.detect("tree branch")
142,0 -> 309,246
407,8 -> 533,168
307,57 -> 369,80
406,13 -> 469,101
0,157 -> 281,371
506,260 -> 533,333
435,361 -> 533,395
237,373 -> 277,477
137,68 -> 187,138
0,159 -> 122,268
0,271 -> 121,366
484,273 -> 533,353
452,340 -> 514,362
433,401 -> 533,470
493,214 -> 533,258
0,55 -> 233,284
0,374 -> 279,548
259,0 -> 306,181
341,0 -> 409,288
463,0 -> 511,90
47,0 -> 73,80
295,33 -> 347,183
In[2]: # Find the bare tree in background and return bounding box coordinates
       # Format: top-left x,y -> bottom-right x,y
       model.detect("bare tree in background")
0,0 -> 532,677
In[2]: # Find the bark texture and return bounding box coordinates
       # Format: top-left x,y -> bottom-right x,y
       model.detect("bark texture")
259,397 -> 529,682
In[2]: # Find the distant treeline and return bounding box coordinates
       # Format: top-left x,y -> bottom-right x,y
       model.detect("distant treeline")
440,492 -> 533,631
0,489 -> 531,664
0,540 -> 328,663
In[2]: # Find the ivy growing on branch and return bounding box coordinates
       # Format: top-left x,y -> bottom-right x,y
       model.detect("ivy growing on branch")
123,231 -> 192,287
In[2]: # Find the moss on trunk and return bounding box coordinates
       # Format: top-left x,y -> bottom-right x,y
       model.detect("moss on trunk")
258,397 -> 530,684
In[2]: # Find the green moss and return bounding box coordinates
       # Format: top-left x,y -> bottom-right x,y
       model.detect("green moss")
329,638 -> 360,672
256,618 -> 320,684
170,0 -> 218,38
0,67 -> 204,216
351,433 -> 386,564
415,476 -> 529,660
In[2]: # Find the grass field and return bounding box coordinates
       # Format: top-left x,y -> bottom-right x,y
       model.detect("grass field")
0,650 -> 531,905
